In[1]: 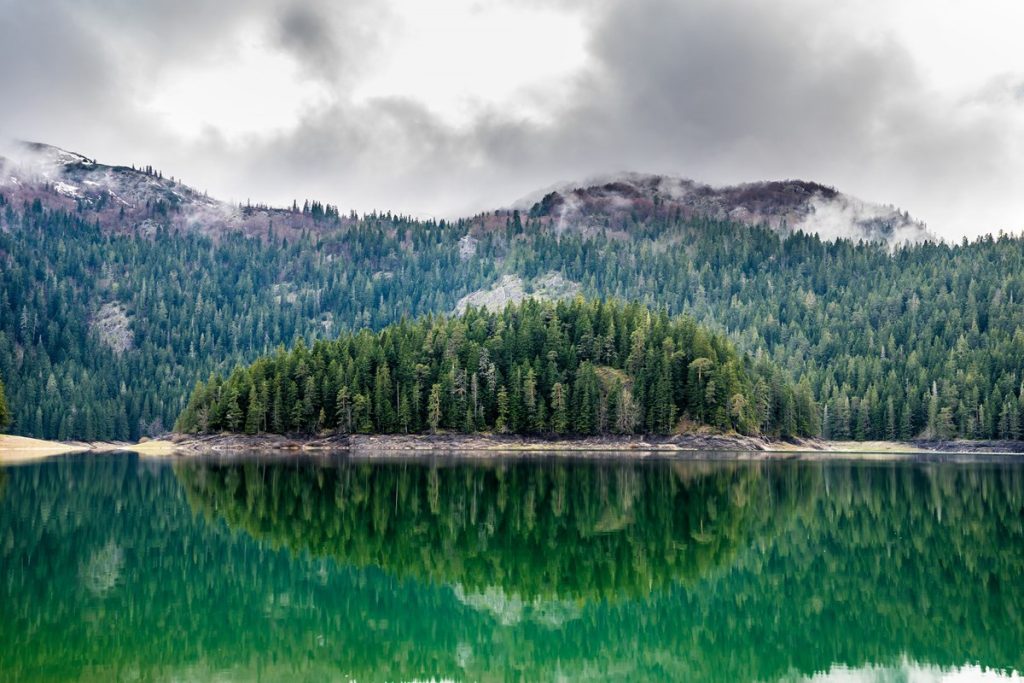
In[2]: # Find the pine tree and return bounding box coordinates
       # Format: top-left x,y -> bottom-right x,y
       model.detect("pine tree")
899,405 -> 913,440
353,393 -> 372,433
935,407 -> 956,440
271,383 -> 285,433
1009,396 -> 1021,440
926,390 -> 940,439
427,384 -> 442,433
551,382 -> 568,435
496,386 -> 510,434
335,386 -> 352,433
374,365 -> 394,432
224,387 -> 243,432
244,384 -> 262,435
0,376 -> 10,432
573,363 -> 599,434
399,392 -> 412,433
523,368 -> 538,433
885,398 -> 897,440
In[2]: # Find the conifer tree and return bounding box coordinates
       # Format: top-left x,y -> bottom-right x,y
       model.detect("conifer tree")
427,384 -> 442,433
496,386 -> 510,434
224,387 -> 243,432
0,376 -> 9,433
336,386 -> 352,433
244,385 -> 262,435
551,382 -> 568,435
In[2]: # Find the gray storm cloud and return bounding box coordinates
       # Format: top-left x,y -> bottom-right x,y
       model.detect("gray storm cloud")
0,0 -> 1021,237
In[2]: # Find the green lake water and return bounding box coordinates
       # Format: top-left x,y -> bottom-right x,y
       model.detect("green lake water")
0,453 -> 1022,682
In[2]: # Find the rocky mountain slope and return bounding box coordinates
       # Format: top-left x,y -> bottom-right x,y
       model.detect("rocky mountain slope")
2,142 -> 931,246
517,174 -> 934,246
0,141 -> 342,237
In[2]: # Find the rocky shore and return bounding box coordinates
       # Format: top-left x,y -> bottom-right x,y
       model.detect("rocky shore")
161,432 -> 1024,458
165,431 -> 778,455
6,432 -> 1024,464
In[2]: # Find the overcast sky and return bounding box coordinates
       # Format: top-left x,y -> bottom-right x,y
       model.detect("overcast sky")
1,0 -> 1022,239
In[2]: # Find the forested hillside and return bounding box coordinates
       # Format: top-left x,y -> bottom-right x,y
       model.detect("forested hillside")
0,205 -> 492,440
175,299 -> 813,437
2,176 -> 1024,441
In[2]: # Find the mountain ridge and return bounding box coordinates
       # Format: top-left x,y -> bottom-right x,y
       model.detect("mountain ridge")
0,147 -> 1021,444
515,173 -> 933,246
1,142 -> 933,245
0,141 -> 344,237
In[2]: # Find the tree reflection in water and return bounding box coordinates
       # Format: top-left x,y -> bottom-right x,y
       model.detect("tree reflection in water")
177,456 -> 816,600
0,455 -> 1022,682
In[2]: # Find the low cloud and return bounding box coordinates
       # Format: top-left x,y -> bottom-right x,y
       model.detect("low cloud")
0,0 -> 1022,238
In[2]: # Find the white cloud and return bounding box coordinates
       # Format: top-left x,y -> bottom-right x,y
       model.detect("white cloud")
2,0 -> 1023,237
351,0 -> 588,127
141,23 -> 334,144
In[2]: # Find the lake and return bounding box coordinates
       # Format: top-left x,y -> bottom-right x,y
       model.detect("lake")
0,453 -> 1022,682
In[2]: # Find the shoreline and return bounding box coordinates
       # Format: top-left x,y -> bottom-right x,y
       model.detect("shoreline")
3,432 -> 1024,464
164,432 -> 1024,456
0,434 -> 176,463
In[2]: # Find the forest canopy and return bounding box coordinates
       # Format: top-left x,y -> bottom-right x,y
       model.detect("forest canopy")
175,298 -> 815,437
3,199 -> 1024,442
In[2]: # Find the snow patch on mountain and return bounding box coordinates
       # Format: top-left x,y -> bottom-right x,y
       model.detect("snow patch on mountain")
0,141 -> 355,239
53,181 -> 81,198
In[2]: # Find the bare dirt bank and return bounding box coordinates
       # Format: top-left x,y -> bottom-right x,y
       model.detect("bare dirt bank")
0,435 -> 176,463
162,432 -> 1024,460
167,432 -> 776,454
5,433 -> 1024,464
0,435 -> 85,463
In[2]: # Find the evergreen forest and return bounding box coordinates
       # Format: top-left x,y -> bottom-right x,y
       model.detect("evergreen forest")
174,298 -> 815,437
2,198 -> 1024,441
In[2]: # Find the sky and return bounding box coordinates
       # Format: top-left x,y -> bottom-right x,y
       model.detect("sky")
1,0 -> 1023,239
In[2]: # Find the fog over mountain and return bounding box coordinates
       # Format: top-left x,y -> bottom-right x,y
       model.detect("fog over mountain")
2,141 -> 932,246
515,174 -> 933,246
1,0 -> 1023,239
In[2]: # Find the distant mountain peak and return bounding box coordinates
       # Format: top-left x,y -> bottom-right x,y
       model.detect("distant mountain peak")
516,174 -> 934,246
1,143 -> 933,246
16,141 -> 96,168
0,141 -> 343,238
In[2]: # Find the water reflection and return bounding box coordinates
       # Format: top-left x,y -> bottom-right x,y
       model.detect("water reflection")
788,661 -> 1024,682
0,454 -> 1021,682
176,456 -> 817,599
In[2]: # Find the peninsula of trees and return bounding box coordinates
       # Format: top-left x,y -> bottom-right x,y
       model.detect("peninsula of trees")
175,299 -> 815,438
